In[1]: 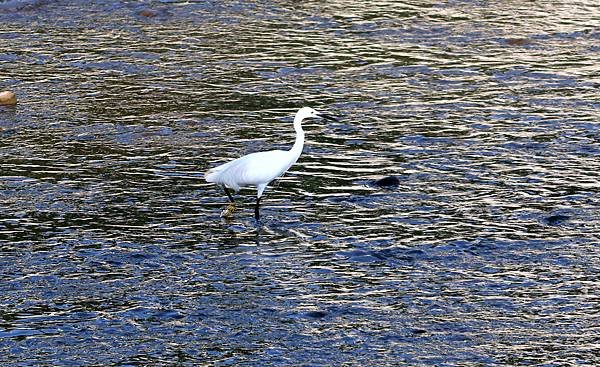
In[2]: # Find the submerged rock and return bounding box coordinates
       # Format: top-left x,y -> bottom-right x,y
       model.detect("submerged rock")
137,7 -> 170,18
0,90 -> 17,105
544,214 -> 570,226
0,0 -> 50,12
138,8 -> 158,18
305,310 -> 327,319
505,38 -> 533,46
373,176 -> 400,188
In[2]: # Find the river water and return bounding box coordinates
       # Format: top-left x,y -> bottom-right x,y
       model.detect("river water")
1,1 -> 599,366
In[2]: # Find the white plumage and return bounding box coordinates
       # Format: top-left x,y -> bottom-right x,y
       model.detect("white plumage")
205,107 -> 336,220
206,149 -> 295,195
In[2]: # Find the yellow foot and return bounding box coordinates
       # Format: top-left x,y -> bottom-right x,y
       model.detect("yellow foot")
220,203 -> 236,218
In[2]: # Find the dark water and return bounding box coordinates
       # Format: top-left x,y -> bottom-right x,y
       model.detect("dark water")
1,1 -> 599,365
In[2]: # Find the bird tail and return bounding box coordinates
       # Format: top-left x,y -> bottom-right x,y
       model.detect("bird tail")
205,158 -> 237,183
205,167 -> 220,183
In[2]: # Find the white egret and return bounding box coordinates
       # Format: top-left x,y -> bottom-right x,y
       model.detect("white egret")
205,107 -> 337,220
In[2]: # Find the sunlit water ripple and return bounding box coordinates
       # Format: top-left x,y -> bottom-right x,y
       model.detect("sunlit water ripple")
1,1 -> 599,365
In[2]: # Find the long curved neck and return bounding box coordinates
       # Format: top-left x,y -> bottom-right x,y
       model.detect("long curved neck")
289,115 -> 305,158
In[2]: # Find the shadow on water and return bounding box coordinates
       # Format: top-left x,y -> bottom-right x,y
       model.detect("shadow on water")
1,0 -> 599,366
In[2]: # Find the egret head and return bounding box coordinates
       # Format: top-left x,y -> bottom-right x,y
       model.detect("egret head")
295,107 -> 338,123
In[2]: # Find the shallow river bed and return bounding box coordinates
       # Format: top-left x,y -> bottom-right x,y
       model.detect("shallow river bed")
1,1 -> 599,365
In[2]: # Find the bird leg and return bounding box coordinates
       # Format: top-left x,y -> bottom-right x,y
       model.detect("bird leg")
220,187 -> 236,218
224,187 -> 235,203
254,196 -> 262,220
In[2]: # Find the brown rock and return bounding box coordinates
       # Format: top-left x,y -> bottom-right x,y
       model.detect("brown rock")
0,90 -> 17,105
139,8 -> 158,18
505,38 -> 532,46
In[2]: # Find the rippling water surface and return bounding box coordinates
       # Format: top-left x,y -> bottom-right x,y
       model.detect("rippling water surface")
1,1 -> 599,365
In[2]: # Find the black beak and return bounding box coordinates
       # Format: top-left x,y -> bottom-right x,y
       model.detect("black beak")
319,113 -> 338,122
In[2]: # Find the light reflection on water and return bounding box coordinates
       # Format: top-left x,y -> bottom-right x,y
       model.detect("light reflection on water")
1,0 -> 599,365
